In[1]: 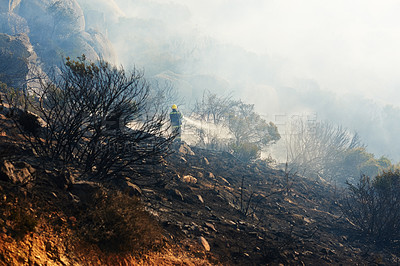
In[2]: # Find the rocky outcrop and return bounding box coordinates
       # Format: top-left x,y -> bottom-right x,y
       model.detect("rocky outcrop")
0,12 -> 29,35
0,0 -> 116,78
0,160 -> 35,184
0,33 -> 39,88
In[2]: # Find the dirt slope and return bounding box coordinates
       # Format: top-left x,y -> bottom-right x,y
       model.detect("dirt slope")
144,144 -> 398,265
0,112 -> 398,265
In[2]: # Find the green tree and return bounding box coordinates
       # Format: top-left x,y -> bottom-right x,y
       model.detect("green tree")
227,100 -> 280,147
341,148 -> 394,184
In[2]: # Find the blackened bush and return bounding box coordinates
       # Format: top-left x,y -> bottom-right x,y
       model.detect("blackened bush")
78,191 -> 163,254
16,111 -> 41,135
9,208 -> 38,240
342,170 -> 400,243
3,56 -> 174,180
0,195 -> 38,241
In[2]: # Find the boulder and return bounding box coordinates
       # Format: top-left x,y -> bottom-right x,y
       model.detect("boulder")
199,236 -> 210,251
5,0 -> 116,72
178,143 -> 195,155
18,0 -> 85,39
83,28 -> 116,63
0,160 -> 35,184
180,175 -> 197,184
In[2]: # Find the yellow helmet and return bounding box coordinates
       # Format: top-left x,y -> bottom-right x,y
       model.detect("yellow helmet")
172,104 -> 177,109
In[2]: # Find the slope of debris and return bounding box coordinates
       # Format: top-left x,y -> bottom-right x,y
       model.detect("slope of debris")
145,143 -> 398,265
0,110 -> 398,265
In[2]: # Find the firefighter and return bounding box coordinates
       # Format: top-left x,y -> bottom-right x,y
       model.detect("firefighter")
169,104 -> 183,142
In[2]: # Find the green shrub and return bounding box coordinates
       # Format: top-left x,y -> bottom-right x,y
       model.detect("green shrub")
342,170 -> 400,244
231,142 -> 261,163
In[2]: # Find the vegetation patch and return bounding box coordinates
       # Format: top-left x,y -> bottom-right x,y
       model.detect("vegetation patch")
76,191 -> 164,254
342,170 -> 400,245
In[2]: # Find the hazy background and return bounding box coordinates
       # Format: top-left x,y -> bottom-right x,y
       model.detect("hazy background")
77,0 -> 400,162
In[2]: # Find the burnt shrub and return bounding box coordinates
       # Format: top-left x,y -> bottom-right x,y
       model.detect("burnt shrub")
9,208 -> 38,240
2,57 -> 174,181
342,170 -> 400,244
16,111 -> 41,135
77,191 -> 163,254
0,195 -> 38,241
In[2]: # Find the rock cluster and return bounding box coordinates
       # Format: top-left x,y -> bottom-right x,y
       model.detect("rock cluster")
0,0 -> 116,83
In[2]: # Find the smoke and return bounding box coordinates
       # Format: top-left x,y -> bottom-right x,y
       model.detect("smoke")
182,116 -> 232,147
75,0 -> 400,161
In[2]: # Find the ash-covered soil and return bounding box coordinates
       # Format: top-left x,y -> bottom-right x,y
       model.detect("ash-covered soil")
143,144 -> 399,265
0,111 -> 398,265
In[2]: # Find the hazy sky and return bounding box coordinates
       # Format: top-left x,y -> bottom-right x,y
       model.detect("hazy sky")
77,0 -> 400,160
85,0 -> 400,105
160,0 -> 400,105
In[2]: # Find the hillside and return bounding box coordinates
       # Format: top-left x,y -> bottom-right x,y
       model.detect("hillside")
0,113 -> 398,265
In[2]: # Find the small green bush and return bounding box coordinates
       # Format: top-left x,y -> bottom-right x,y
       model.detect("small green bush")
231,142 -> 261,163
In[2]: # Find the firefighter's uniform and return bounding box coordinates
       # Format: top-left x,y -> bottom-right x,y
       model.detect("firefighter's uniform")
170,104 -> 182,142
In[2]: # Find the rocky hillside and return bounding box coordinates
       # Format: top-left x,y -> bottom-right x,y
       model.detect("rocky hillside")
0,0 -> 116,86
0,112 -> 399,265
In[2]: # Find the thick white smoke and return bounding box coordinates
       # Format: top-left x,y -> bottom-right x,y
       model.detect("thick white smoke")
75,0 -> 400,161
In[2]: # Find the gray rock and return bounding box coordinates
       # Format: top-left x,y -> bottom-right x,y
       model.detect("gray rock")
83,28 -> 116,63
0,160 -> 35,184
0,12 -> 29,35
0,33 -> 38,88
3,0 -> 116,73
178,143 -> 195,155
